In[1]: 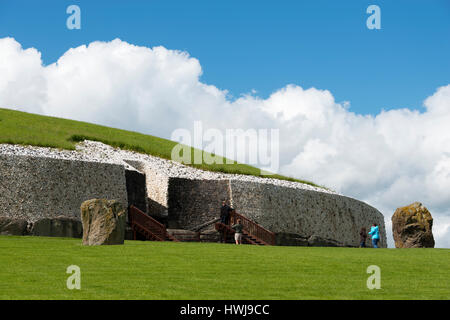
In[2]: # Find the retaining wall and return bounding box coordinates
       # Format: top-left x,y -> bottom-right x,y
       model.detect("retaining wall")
230,180 -> 387,247
159,177 -> 386,247
0,154 -> 128,222
167,178 -> 231,229
0,153 -> 387,247
124,160 -> 169,218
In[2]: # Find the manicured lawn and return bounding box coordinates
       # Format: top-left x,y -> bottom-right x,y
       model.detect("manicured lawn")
0,108 -> 321,188
0,236 -> 448,300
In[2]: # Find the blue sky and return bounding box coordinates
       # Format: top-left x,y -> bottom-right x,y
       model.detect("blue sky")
1,0 -> 449,115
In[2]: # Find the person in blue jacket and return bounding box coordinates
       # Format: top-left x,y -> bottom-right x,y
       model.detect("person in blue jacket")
368,223 -> 380,248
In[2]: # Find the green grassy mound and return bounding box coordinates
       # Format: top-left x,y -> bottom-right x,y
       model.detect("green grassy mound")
0,236 -> 448,300
0,108 -> 322,188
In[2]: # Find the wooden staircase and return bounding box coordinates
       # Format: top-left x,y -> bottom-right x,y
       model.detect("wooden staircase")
215,210 -> 276,246
129,205 -> 275,245
128,205 -> 179,242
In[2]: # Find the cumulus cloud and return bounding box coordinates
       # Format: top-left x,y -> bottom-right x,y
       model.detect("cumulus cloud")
1,37 -> 449,247
0,38 -> 46,113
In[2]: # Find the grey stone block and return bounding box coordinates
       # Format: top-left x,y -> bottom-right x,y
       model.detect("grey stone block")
31,216 -> 83,238
307,235 -> 341,247
0,217 -> 28,235
275,233 -> 309,246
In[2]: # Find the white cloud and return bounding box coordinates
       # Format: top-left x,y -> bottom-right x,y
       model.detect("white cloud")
1,37 -> 449,247
0,37 -> 46,113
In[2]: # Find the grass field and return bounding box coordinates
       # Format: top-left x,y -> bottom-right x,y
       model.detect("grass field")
0,108 -> 321,188
0,236 -> 448,300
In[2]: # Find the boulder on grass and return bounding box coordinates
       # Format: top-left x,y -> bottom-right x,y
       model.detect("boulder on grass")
0,217 -> 28,235
31,216 -> 82,238
392,202 -> 434,248
81,199 -> 126,246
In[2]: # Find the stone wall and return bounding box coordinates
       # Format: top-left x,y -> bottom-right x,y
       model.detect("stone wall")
0,154 -> 128,222
167,178 -> 231,229
160,177 -> 386,247
230,180 -> 387,247
0,153 -> 387,247
124,160 -> 169,218
125,169 -> 147,212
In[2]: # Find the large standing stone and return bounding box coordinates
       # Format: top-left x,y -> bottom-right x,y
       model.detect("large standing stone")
0,217 -> 28,235
81,199 -> 126,245
392,202 -> 435,248
31,216 -> 83,238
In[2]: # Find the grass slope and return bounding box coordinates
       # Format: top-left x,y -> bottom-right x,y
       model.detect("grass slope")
0,236 -> 448,300
0,108 -> 321,187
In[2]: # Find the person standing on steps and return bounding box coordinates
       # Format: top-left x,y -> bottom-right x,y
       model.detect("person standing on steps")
220,200 -> 232,225
232,219 -> 243,245
219,200 -> 233,243
368,223 -> 380,248
359,227 -> 367,247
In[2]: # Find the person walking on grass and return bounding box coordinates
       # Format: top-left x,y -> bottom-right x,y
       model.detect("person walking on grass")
368,223 -> 380,248
359,227 -> 367,247
232,219 -> 243,245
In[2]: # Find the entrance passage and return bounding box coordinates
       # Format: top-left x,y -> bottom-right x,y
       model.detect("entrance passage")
128,205 -> 179,242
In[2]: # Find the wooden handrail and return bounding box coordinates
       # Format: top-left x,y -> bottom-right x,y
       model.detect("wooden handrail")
129,205 -> 177,241
190,218 -> 221,232
229,210 -> 276,245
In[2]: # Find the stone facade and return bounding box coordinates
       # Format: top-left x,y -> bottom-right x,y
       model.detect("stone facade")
157,178 -> 386,247
230,180 -> 386,247
0,152 -> 387,247
167,178 -> 231,229
0,154 -> 128,222
124,160 -> 170,217
31,216 -> 83,238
